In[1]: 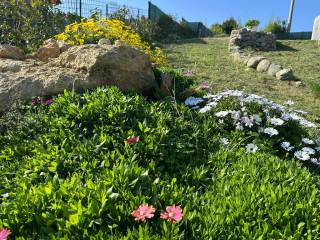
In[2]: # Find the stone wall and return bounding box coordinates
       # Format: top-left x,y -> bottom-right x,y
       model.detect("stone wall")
229,28 -> 277,52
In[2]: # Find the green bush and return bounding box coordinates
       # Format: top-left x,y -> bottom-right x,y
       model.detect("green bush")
211,23 -> 224,34
0,86 -> 320,238
108,7 -> 196,43
221,17 -> 239,35
0,0 -> 79,52
264,19 -> 287,33
245,19 -> 260,29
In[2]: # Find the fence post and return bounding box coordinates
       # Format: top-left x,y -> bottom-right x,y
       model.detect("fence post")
148,1 -> 151,20
106,4 -> 108,17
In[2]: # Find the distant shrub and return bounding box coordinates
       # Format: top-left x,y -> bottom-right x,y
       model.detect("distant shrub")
211,23 -> 224,34
0,0 -> 78,52
264,19 -> 287,33
245,19 -> 260,29
222,17 -> 240,35
55,18 -> 166,65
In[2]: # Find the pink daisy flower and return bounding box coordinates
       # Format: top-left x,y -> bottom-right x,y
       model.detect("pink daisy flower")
31,98 -> 41,107
126,136 -> 140,145
183,70 -> 195,77
199,82 -> 210,90
160,205 -> 183,222
0,228 -> 11,240
131,204 -> 155,222
43,99 -> 54,106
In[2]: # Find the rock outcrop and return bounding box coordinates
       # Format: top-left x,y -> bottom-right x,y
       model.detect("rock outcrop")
229,28 -> 277,52
0,44 -> 26,60
0,43 -> 160,111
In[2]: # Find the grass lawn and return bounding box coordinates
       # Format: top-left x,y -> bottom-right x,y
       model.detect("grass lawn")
163,38 -> 320,117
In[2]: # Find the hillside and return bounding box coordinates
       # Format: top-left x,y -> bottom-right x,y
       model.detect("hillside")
164,38 -> 320,117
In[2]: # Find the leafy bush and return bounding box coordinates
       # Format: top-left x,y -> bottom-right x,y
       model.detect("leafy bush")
211,23 -> 224,34
0,0 -> 78,52
0,86 -> 320,238
245,19 -> 260,29
221,17 -> 240,35
264,19 -> 287,33
55,18 -> 166,65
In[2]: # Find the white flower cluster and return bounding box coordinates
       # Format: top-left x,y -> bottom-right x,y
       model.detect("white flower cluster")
185,90 -> 320,164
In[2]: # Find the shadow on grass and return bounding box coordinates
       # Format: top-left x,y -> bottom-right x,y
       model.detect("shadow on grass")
169,38 -> 208,45
276,42 -> 298,52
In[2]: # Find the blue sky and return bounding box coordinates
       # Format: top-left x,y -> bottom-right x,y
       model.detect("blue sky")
114,0 -> 320,32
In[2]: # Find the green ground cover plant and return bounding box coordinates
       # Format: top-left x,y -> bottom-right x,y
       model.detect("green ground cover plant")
0,84 -> 319,239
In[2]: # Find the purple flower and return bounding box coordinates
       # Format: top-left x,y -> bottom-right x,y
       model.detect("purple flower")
43,99 -> 54,106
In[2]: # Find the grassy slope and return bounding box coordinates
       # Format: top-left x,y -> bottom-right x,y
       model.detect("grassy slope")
163,38 -> 320,117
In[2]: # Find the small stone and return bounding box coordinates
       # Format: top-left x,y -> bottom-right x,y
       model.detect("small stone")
295,81 -> 304,87
115,40 -> 126,47
0,44 -> 25,60
36,46 -> 60,61
44,38 -> 59,48
98,38 -> 111,46
159,73 -> 173,96
232,52 -> 247,63
247,56 -> 266,68
276,68 -> 294,81
57,40 -> 70,53
267,63 -> 282,76
256,59 -> 271,72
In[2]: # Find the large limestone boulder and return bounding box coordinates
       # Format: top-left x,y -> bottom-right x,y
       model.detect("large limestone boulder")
311,16 -> 320,40
0,44 -> 159,111
0,44 -> 26,60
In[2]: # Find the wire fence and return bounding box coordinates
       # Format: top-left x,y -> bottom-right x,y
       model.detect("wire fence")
56,0 -> 147,19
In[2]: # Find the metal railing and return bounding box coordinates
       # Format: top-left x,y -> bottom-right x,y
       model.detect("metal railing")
56,0 -> 147,19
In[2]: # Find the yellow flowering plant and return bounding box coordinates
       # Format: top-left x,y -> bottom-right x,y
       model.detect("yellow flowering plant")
56,18 -> 166,65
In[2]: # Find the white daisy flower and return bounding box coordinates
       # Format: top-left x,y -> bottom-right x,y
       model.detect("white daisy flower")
270,118 -> 284,126
246,143 -> 258,153
215,111 -> 230,118
220,138 -> 229,146
284,100 -> 295,106
185,97 -> 204,106
302,147 -> 316,155
199,106 -> 212,113
294,151 -> 310,161
242,116 -> 254,128
299,119 -> 317,128
311,158 -> 320,165
1,193 -> 9,198
264,128 -> 279,137
302,138 -> 314,145
295,110 -> 308,115
252,114 -> 262,124
281,142 -> 294,152
235,122 -> 244,131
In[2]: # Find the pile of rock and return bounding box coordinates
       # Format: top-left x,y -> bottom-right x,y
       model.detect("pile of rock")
229,28 -> 295,81
0,39 -> 173,112
229,28 -> 277,52
231,52 -> 294,81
